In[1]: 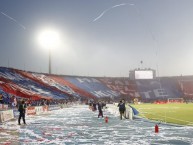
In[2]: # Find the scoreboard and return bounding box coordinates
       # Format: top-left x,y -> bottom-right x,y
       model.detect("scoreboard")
135,70 -> 153,79
129,69 -> 156,80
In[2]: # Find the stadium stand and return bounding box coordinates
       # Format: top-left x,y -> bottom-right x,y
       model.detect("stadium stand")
0,67 -> 193,106
64,76 -> 119,98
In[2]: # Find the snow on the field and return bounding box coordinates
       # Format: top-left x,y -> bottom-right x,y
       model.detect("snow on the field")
0,105 -> 193,145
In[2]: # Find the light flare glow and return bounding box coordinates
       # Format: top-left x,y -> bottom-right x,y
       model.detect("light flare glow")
37,28 -> 61,49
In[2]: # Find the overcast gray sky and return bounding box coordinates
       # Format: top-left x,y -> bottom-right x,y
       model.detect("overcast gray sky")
0,0 -> 193,77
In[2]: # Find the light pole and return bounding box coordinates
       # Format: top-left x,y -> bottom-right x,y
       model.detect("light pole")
49,48 -> 51,74
37,28 -> 60,74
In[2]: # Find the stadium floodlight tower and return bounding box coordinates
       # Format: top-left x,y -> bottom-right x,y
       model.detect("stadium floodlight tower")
37,27 -> 61,74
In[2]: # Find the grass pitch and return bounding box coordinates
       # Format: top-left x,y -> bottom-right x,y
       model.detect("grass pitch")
132,103 -> 193,126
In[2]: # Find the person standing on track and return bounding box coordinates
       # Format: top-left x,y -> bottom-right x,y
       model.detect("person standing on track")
93,102 -> 97,111
98,101 -> 103,118
118,99 -> 126,120
18,100 -> 26,125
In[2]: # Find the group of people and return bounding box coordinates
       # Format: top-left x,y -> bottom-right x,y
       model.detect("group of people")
89,100 -> 107,118
0,94 -> 26,125
0,94 -> 70,110
0,94 -> 75,125
0,93 -> 17,107
17,98 -> 129,126
89,99 -> 128,120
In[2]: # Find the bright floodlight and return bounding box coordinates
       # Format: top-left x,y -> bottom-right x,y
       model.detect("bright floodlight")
38,28 -> 60,49
37,27 -> 61,74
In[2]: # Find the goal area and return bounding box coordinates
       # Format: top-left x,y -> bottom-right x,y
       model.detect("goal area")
167,98 -> 184,103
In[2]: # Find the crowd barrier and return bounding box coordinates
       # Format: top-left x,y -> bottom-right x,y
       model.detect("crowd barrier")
0,104 -> 8,110
0,110 -> 14,123
48,105 -> 61,111
13,109 -> 19,118
0,104 -> 68,123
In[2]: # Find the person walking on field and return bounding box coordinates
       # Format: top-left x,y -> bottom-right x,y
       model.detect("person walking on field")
98,101 -> 103,118
118,99 -> 126,120
92,102 -> 97,111
18,100 -> 26,125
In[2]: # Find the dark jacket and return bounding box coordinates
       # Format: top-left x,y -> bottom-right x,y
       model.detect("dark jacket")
98,103 -> 103,111
18,103 -> 26,113
118,102 -> 126,111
